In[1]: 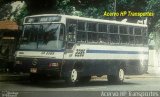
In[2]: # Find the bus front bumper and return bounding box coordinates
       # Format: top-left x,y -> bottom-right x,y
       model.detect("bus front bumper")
30,67 -> 61,77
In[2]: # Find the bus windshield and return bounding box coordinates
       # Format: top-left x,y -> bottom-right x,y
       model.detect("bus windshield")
19,23 -> 64,50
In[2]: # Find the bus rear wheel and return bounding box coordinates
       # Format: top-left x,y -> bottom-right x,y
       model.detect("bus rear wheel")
107,68 -> 125,84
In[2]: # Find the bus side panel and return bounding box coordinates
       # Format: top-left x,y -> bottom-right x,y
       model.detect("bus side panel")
61,59 -> 109,78
61,59 -> 125,77
60,58 -> 148,81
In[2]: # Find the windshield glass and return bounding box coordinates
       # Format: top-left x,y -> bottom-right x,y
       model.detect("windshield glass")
19,23 -> 64,50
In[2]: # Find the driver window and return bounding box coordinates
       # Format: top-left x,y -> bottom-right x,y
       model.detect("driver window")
58,25 -> 65,49
44,31 -> 56,44
59,25 -> 64,41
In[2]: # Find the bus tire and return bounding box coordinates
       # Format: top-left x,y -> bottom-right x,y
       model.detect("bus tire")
79,76 -> 91,83
108,68 -> 125,84
65,68 -> 79,86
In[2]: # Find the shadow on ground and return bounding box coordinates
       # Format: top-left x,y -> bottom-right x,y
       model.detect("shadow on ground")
9,78 -> 139,88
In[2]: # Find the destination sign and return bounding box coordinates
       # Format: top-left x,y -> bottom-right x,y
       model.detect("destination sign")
25,16 -> 61,23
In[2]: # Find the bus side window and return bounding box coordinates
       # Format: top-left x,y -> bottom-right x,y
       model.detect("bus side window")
109,25 -> 119,44
134,27 -> 142,45
68,24 -> 76,42
143,28 -> 148,45
120,26 -> 129,44
129,27 -> 135,44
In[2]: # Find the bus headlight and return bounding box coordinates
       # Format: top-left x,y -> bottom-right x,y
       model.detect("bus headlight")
16,60 -> 22,64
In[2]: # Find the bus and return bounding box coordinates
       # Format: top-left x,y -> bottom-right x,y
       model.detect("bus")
14,14 -> 148,84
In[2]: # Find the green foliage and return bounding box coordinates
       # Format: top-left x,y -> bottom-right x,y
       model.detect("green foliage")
14,4 -> 28,25
57,0 -> 114,19
153,19 -> 160,50
146,0 -> 160,11
0,1 -> 28,25
0,0 -> 159,34
155,20 -> 160,32
145,0 -> 160,50
0,3 -> 12,20
146,0 -> 160,32
56,0 -> 148,21
0,0 -> 13,6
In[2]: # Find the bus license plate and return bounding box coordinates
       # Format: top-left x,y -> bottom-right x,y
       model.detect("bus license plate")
30,68 -> 37,73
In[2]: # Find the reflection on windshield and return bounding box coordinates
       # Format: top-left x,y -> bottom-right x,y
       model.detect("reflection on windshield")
19,24 -> 64,50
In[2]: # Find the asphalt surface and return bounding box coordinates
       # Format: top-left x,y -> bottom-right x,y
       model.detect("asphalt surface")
1,77 -> 160,97
0,71 -> 160,81
0,66 -> 160,97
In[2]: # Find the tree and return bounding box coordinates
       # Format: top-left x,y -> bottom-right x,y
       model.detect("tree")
0,1 -> 28,25
14,3 -> 28,25
146,0 -> 160,32
24,0 -> 57,14
153,20 -> 160,50
145,0 -> 160,51
0,3 -> 12,20
0,0 -> 13,6
0,0 -> 159,30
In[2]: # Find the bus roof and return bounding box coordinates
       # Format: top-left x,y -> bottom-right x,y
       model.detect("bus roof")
25,14 -> 147,27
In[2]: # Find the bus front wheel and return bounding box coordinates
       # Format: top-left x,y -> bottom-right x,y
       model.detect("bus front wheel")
65,68 -> 79,86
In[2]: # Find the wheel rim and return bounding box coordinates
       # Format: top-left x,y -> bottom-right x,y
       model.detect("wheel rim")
119,69 -> 124,81
71,69 -> 78,82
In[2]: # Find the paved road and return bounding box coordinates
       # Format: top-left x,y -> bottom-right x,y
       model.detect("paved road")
0,77 -> 160,97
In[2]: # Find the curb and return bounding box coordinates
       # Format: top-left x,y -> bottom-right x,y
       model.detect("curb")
92,74 -> 160,80
125,75 -> 160,79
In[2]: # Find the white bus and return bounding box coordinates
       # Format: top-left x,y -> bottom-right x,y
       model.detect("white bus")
14,14 -> 148,84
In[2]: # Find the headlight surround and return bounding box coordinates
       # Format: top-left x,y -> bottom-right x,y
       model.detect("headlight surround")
15,60 -> 22,64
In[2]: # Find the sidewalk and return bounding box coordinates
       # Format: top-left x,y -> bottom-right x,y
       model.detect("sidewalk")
148,66 -> 160,75
0,66 -> 160,81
